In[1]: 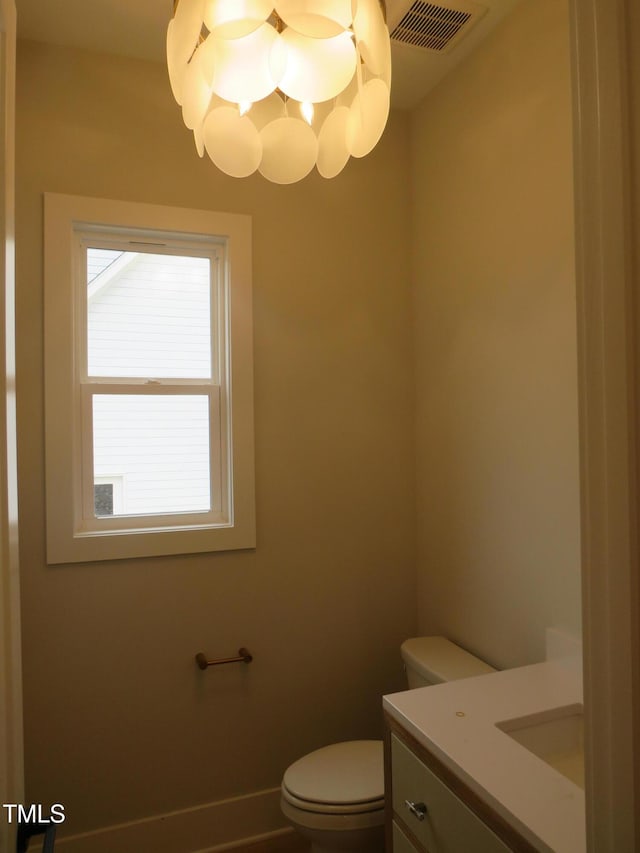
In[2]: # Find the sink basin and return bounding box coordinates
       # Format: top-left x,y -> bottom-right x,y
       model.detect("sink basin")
496,704 -> 584,789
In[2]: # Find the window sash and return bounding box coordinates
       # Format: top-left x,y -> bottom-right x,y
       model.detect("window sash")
78,384 -> 225,534
74,229 -> 229,535
76,230 -> 224,385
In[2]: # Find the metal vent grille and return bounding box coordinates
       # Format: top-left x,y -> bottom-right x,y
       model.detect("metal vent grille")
391,1 -> 475,51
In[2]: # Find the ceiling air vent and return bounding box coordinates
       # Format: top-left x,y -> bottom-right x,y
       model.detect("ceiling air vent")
390,0 -> 487,52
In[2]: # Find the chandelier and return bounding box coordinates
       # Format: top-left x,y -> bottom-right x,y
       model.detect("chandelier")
167,0 -> 391,184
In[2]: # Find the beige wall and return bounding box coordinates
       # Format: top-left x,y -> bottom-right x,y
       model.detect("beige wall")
411,0 -> 581,668
15,41 -> 416,836
15,0 -> 584,840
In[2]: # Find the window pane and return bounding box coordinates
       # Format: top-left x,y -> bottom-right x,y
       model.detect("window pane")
87,250 -> 211,378
93,395 -> 211,516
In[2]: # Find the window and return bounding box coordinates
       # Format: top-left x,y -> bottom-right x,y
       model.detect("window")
44,194 -> 255,564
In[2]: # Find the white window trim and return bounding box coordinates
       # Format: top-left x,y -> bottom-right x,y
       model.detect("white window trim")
44,193 -> 255,564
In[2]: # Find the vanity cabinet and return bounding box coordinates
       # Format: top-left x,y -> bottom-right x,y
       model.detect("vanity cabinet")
384,715 -> 537,853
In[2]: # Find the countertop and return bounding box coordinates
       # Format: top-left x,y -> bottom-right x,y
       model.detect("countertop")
383,658 -> 585,853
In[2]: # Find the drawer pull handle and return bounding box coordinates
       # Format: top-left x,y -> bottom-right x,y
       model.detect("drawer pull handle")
405,800 -> 427,821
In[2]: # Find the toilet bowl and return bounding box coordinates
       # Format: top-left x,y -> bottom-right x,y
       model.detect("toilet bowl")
280,741 -> 385,853
280,637 -> 495,853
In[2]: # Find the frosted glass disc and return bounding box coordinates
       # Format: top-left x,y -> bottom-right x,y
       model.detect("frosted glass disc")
211,25 -> 280,102
279,30 -> 356,103
203,0 -> 272,38
380,42 -> 392,87
259,118 -> 318,184
317,106 -> 350,178
181,49 -> 213,130
309,99 -> 336,128
352,0 -> 390,76
275,0 -> 353,37
166,20 -> 188,104
287,98 -> 333,130
172,0 -> 205,64
193,122 -> 205,157
346,78 -> 389,157
269,35 -> 288,85
198,34 -> 217,86
335,71 -> 359,108
245,92 -> 287,131
203,107 -> 262,177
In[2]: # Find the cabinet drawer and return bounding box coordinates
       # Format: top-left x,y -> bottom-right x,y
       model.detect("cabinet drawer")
393,820 -> 420,853
391,734 -> 511,853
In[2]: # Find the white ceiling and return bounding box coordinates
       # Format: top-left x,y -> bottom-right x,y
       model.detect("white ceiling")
15,0 -> 520,110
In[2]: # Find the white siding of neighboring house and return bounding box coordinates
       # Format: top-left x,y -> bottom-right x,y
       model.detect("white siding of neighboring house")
87,248 -> 123,283
87,251 -> 213,516
88,251 -> 211,379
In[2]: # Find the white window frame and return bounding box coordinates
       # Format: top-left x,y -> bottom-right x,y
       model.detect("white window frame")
44,193 -> 255,564
78,229 -> 224,528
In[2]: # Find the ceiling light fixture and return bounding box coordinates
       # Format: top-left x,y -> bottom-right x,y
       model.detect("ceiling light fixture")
167,0 -> 392,184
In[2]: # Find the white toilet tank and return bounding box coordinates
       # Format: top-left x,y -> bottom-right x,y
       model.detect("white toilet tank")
401,636 -> 495,688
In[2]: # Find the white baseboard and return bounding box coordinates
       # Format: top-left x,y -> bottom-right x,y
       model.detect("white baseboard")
46,787 -> 289,853
192,827 -> 300,853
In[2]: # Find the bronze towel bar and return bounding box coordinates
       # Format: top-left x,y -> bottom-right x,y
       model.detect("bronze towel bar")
195,648 -> 253,669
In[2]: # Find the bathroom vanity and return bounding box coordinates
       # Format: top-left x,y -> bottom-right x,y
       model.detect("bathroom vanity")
383,659 -> 585,853
386,720 -> 531,852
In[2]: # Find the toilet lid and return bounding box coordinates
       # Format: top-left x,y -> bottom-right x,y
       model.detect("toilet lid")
282,740 -> 384,807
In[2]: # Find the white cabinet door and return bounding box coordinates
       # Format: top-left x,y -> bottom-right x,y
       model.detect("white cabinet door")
391,735 -> 511,853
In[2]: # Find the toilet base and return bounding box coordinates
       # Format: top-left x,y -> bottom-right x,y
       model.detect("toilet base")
281,799 -> 384,853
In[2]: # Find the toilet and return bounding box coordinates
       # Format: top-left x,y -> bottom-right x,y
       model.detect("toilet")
280,637 -> 495,853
